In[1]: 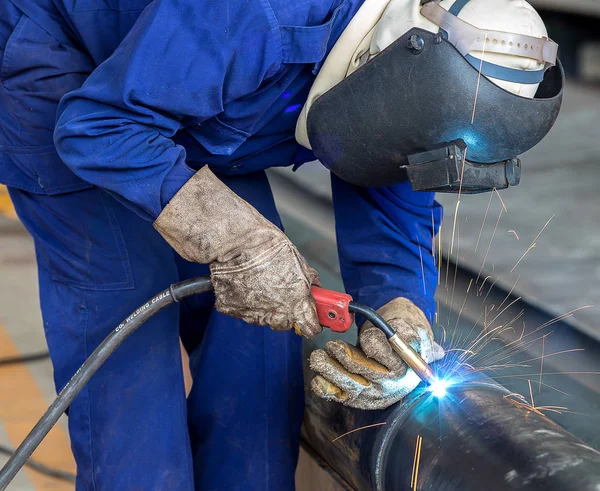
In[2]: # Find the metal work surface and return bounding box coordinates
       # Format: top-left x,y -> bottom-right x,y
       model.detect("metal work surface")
379,380 -> 600,491
302,377 -> 600,491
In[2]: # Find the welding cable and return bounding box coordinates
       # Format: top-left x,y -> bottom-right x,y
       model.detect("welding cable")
0,351 -> 50,367
0,276 -> 214,491
348,302 -> 396,337
0,445 -> 75,483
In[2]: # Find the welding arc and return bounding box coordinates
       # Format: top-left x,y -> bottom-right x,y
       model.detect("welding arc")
0,276 -> 214,491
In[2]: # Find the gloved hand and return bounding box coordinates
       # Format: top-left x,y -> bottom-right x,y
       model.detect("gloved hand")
310,298 -> 444,409
154,167 -> 322,338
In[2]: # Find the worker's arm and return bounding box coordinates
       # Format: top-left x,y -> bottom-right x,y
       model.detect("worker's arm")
55,0 -> 322,337
331,175 -> 442,324
54,0 -> 281,221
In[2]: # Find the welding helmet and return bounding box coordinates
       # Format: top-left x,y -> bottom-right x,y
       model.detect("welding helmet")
295,0 -> 564,193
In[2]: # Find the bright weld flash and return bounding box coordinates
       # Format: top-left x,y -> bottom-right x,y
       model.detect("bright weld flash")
429,379 -> 451,398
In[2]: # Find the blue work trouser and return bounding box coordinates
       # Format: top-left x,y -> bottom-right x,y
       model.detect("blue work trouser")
7,171 -> 304,491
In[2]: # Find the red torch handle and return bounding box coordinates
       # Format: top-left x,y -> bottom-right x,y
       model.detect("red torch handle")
310,286 -> 354,333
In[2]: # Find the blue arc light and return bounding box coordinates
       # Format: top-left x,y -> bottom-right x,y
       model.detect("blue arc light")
429,379 -> 451,399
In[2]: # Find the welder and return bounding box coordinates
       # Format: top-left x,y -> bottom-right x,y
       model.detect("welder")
0,0 -> 561,489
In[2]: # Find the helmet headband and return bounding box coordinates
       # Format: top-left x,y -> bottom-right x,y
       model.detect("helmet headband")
420,0 -> 558,83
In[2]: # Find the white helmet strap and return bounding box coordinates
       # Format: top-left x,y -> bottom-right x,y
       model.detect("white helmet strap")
421,0 -> 558,84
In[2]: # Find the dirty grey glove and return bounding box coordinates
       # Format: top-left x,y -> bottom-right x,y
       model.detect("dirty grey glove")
154,167 -> 322,338
310,298 -> 444,409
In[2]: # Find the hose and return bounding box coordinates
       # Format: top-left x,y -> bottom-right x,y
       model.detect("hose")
0,276 -> 213,490
0,352 -> 50,366
348,302 -> 396,338
0,445 -> 75,483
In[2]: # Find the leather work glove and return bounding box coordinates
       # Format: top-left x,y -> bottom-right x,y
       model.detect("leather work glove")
154,167 -> 322,338
310,298 -> 444,410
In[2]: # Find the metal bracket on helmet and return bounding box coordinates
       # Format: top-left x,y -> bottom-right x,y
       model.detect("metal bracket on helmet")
403,141 -> 521,193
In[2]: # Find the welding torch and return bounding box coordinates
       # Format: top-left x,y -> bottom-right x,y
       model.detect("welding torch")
311,286 -> 437,387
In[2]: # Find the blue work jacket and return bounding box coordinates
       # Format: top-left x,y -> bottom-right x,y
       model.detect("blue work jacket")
0,0 -> 441,321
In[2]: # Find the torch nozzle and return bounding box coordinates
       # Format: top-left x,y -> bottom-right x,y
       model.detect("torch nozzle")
388,333 -> 437,386
347,301 -> 437,387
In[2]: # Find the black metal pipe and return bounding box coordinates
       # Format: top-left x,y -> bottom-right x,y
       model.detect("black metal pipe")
302,373 -> 600,490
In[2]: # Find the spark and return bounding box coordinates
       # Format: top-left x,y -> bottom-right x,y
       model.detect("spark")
493,188 -> 507,213
460,316 -> 537,369
448,226 -> 461,324
477,275 -> 493,293
506,380 -> 571,416
439,324 -> 447,344
331,422 -> 387,443
453,290 -> 470,332
446,349 -> 476,355
520,348 -> 584,365
445,235 -> 452,291
494,371 -> 600,378
475,191 -> 494,252
437,221 -> 443,286
416,235 -> 427,296
432,188 -> 595,429
510,215 -> 555,273
476,202 -> 503,283
450,148 -> 468,255
537,305 -> 594,330
486,296 -> 522,329
458,147 -> 467,200
539,334 -> 546,393
502,382 -> 567,417
502,376 -> 570,396
528,379 -> 534,407
471,33 -> 488,124
495,275 -> 520,312
411,435 -> 423,491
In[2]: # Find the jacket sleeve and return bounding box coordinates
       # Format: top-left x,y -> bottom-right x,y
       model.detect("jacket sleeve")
54,0 -> 281,220
331,174 -> 442,324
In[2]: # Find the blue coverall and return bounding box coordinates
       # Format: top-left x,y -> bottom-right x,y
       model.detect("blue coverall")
0,0 -> 442,489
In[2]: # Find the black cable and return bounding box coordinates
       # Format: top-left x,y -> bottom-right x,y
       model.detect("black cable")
0,352 -> 50,367
0,445 -> 75,483
0,276 -> 214,491
348,301 -> 396,338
